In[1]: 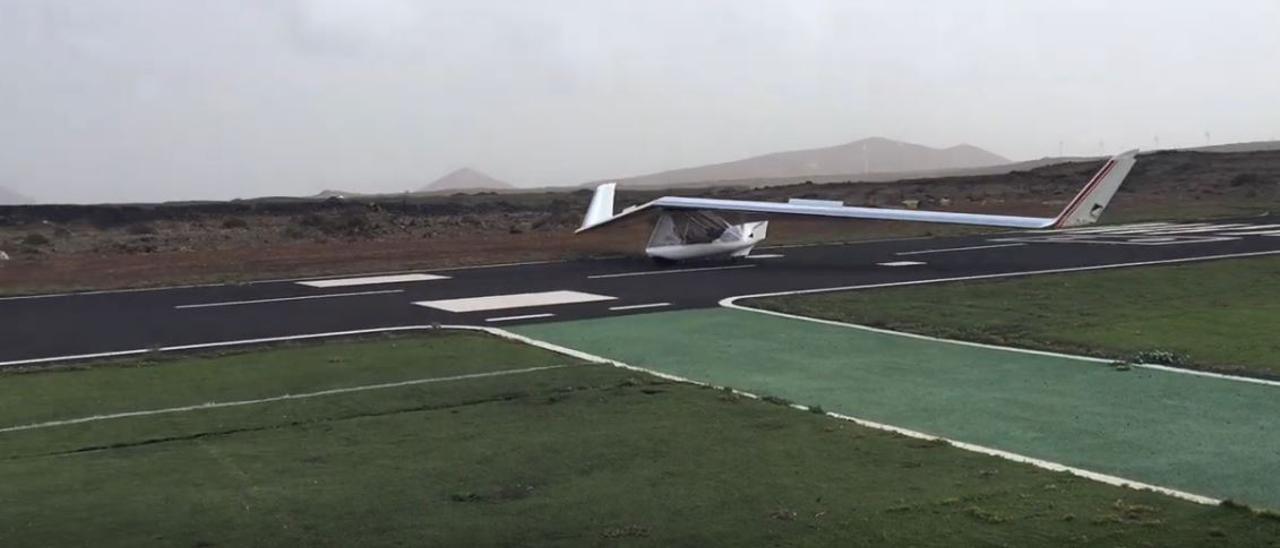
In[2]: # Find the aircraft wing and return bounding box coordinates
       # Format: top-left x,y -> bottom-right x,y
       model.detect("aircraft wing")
577,149 -> 1138,233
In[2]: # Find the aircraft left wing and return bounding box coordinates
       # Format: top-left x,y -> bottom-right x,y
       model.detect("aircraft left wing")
578,150 -> 1138,233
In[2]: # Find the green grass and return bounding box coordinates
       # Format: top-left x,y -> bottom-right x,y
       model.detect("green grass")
5,333 -> 1280,546
752,256 -> 1280,375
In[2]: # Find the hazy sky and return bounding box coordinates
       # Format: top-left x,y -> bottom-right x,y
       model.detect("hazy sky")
2,1 -> 1278,203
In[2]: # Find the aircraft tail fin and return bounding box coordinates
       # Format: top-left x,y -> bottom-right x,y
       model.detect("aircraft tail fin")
579,182 -> 617,232
1051,149 -> 1139,228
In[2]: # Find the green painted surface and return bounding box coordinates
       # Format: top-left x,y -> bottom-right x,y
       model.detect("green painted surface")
514,308 -> 1280,508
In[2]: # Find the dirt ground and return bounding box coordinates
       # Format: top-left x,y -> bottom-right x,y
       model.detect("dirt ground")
1,149 -> 1276,295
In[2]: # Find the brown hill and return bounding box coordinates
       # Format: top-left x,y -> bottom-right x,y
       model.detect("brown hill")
597,137 -> 1010,188
420,168 -> 514,192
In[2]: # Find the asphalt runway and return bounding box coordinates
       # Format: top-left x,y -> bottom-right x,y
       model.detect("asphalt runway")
4,217 -> 1280,365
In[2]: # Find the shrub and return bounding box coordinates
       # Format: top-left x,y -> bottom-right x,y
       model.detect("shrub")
1229,173 -> 1263,187
221,217 -> 249,229
1130,350 -> 1190,367
20,233 -> 50,246
298,213 -> 327,228
126,223 -> 157,235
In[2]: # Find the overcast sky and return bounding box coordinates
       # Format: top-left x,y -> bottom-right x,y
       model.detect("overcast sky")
2,1 -> 1278,203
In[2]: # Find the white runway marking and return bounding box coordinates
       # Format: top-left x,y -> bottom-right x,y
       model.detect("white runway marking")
1218,225 -> 1280,236
175,290 -> 404,309
1047,222 -> 1175,234
608,302 -> 672,311
876,261 -> 926,267
0,364 -> 573,434
745,254 -> 785,259
415,290 -> 615,313
587,264 -> 757,279
485,313 -> 556,322
896,243 -> 1026,256
297,273 -> 450,288
1138,224 -> 1253,235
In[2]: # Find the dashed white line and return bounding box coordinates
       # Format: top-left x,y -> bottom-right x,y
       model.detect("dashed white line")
297,273 -> 449,288
896,243 -> 1026,256
587,264 -> 757,279
876,261 -> 927,267
485,313 -> 556,323
415,290 -> 615,313
175,289 -> 404,309
608,302 -> 672,311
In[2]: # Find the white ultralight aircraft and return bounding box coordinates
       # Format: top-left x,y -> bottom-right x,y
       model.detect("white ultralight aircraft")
576,149 -> 1139,262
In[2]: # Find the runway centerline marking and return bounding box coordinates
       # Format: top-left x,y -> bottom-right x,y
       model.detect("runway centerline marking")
415,290 -> 615,313
486,313 -> 555,323
587,264 -> 756,279
876,261 -> 927,267
297,273 -> 450,288
175,289 -> 404,309
608,302 -> 672,311
896,243 -> 1026,256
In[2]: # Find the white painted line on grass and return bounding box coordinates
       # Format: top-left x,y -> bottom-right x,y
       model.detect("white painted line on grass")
485,313 -> 556,323
608,302 -> 672,311
175,289 -> 405,309
0,364 -> 574,434
896,243 -> 1026,256
721,248 -> 1280,389
0,322 -> 1225,506
485,329 -> 1222,507
296,273 -> 450,288
587,264 -> 757,279
415,290 -> 615,313
876,261 -> 926,267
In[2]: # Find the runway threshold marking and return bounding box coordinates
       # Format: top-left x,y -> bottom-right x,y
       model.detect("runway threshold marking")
297,273 -> 450,288
896,243 -> 1026,256
587,264 -> 756,279
414,290 -> 615,313
175,289 -> 405,309
485,313 -> 556,323
608,302 -> 672,311
0,364 -> 575,434
876,261 -> 927,267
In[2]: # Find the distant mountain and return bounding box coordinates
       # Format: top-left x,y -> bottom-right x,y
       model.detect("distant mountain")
420,168 -> 513,192
1188,140 -> 1280,154
0,186 -> 33,205
599,137 -> 1011,188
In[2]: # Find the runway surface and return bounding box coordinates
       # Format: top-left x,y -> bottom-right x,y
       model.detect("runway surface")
4,217 -> 1280,365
